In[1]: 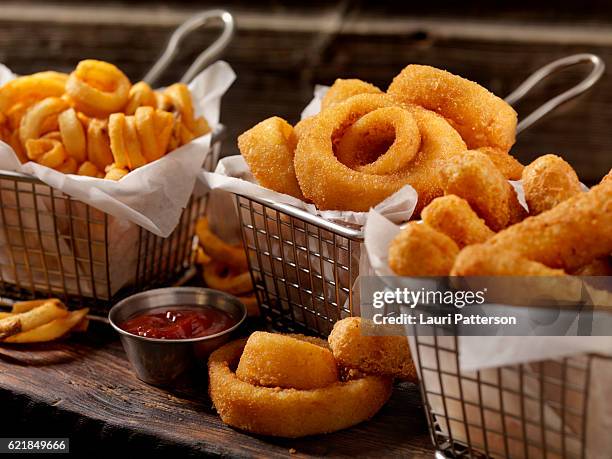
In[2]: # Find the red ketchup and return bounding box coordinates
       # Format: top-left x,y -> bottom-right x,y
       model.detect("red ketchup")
119,306 -> 235,339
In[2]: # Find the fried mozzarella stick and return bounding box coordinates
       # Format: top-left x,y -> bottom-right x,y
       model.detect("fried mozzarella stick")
482,178 -> 612,271
441,150 -> 526,231
329,317 -> 417,382
422,195 -> 494,248
522,154 -> 582,215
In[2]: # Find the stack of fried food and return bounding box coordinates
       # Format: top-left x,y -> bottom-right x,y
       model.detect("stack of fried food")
388,154 -> 612,277
238,65 -> 523,214
0,60 -> 210,179
195,217 -> 259,316
0,299 -> 88,343
208,318 -> 414,438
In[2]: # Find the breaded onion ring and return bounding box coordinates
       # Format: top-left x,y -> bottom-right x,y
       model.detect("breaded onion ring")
195,218 -> 248,272
387,64 -> 517,155
321,78 -> 382,110
0,71 -> 67,112
19,97 -> 69,145
25,138 -> 67,168
522,154 -> 582,215
421,195 -> 494,248
203,261 -> 253,296
441,150 -> 526,231
388,222 -> 459,276
329,317 -> 418,382
238,116 -> 304,199
66,60 -> 130,117
451,244 -> 566,276
480,179 -> 612,271
335,106 -> 420,175
236,332 -> 339,390
478,147 -> 524,180
208,338 -> 392,438
124,81 -> 156,115
58,108 -> 87,163
86,118 -> 114,171
294,94 -> 466,212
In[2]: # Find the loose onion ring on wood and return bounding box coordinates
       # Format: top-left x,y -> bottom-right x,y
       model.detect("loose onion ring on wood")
66,60 -> 131,117
387,64 -> 517,156
208,338 -> 393,438
294,94 -> 466,212
236,332 -> 339,390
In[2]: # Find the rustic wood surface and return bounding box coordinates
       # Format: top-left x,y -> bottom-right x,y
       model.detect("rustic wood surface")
0,2 -> 610,183
0,320 -> 434,457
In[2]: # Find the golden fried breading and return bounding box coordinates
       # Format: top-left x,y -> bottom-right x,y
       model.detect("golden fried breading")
387,64 -> 517,155
522,154 -> 583,215
388,222 -> 459,276
236,332 -> 338,390
441,150 -> 526,231
237,116 -> 303,199
421,195 -> 494,248
484,179 -> 612,271
478,146 -> 524,180
451,244 -> 566,276
321,78 -> 382,110
328,317 -> 417,382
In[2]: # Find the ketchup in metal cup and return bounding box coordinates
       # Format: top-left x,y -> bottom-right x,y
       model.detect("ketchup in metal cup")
119,306 -> 235,340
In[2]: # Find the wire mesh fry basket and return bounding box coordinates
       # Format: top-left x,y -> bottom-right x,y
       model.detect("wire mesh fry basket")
233,54 -> 606,458
0,10 -> 235,314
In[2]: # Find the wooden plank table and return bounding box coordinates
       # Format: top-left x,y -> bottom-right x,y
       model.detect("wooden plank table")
0,321 -> 435,457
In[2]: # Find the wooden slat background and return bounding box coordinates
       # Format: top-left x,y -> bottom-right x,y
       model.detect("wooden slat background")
0,1 -> 610,184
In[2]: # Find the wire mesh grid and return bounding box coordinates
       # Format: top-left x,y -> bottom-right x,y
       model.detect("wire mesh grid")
235,194 -> 363,337
0,140 -> 220,314
411,326 -> 608,459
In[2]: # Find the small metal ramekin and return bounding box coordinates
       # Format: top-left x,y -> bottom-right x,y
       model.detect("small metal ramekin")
108,287 -> 246,386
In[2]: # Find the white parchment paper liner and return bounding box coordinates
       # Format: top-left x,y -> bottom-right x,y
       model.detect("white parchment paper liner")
364,207 -> 612,459
0,61 -> 236,297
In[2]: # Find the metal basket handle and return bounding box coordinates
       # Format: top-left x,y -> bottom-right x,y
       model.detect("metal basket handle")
504,53 -> 605,135
143,9 -> 235,86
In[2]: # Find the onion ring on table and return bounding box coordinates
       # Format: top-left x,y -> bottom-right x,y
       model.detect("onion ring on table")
104,164 -> 129,181
195,218 -> 248,272
387,64 -> 517,156
321,78 -> 382,110
0,71 -> 67,112
238,116 -> 304,199
57,157 -> 78,174
236,332 -> 339,390
473,177 -> 612,272
77,161 -> 102,177
25,138 -> 67,169
124,81 -> 156,115
66,60 -> 131,117
478,147 -> 524,181
451,244 -> 566,276
58,108 -> 87,163
421,195 -> 494,248
441,150 -> 526,231
294,94 -> 466,212
335,106 -> 420,175
521,154 -> 583,216
164,83 -> 196,131
388,222 -> 459,276
19,97 -> 69,145
202,261 -> 253,296
86,118 -> 114,171
208,338 -> 393,438
329,317 -> 418,383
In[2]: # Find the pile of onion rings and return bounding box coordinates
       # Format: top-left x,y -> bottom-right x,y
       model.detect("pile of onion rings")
238,65 -> 523,214
0,59 -> 210,179
195,217 -> 258,316
208,333 -> 393,438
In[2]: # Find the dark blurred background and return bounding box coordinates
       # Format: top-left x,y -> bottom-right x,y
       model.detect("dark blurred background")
1,1 -> 611,183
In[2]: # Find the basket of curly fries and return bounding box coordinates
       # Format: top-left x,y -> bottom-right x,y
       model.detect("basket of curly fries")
0,10 -> 235,310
